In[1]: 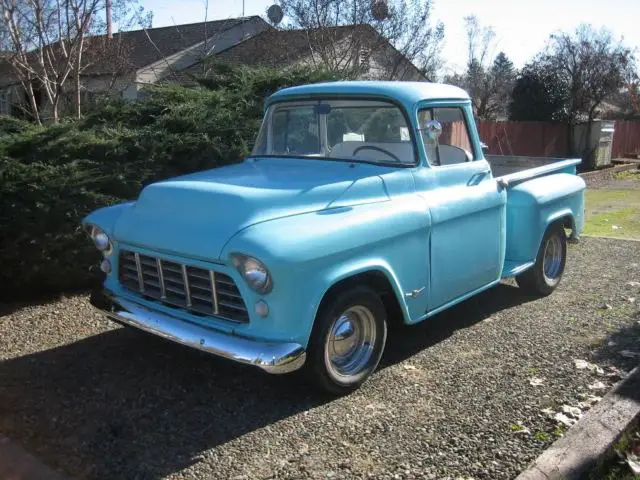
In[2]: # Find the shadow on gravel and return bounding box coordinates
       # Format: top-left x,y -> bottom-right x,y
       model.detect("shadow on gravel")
0,283 -> 536,479
382,282 -> 536,366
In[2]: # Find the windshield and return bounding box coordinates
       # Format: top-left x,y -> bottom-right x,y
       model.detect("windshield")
251,99 -> 416,165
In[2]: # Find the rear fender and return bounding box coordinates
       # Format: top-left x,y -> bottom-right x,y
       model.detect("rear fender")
505,173 -> 585,263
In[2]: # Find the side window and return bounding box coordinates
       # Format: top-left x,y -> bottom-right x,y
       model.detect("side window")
419,107 -> 474,166
271,107 -> 320,155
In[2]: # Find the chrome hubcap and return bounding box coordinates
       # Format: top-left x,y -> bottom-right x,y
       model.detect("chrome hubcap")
543,234 -> 563,282
326,305 -> 376,380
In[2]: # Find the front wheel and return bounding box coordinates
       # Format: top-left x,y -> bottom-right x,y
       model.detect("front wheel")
516,223 -> 567,296
306,286 -> 387,395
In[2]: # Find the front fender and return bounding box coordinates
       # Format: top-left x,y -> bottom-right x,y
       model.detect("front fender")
82,202 -> 135,236
221,196 -> 431,346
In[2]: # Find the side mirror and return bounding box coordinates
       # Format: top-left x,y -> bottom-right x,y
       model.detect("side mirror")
423,119 -> 442,141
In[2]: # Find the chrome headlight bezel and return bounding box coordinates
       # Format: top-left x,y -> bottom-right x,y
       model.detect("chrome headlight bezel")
85,224 -> 113,256
231,253 -> 273,294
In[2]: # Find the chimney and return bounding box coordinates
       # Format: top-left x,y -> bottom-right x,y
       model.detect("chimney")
106,0 -> 113,39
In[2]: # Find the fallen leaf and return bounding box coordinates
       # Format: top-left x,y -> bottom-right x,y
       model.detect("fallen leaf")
529,377 -> 544,387
541,408 -> 555,418
561,405 -> 583,419
628,281 -> 640,287
554,412 -> 577,427
612,225 -> 621,230
588,381 -> 607,390
578,396 -> 603,410
513,427 -> 531,435
403,364 -> 417,370
627,454 -> 640,475
573,359 -> 605,375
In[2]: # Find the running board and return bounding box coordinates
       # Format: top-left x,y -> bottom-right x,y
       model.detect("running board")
501,260 -> 535,278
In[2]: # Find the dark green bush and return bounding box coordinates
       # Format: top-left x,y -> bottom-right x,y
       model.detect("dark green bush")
0,65 -> 342,299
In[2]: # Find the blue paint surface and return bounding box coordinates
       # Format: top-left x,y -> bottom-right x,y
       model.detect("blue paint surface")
84,81 -> 586,348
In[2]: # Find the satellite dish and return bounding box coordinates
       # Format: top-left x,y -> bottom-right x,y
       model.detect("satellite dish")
267,4 -> 284,25
371,0 -> 389,21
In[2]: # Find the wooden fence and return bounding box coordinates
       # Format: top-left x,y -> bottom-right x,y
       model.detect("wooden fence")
477,120 -> 640,159
612,120 -> 640,158
477,121 -> 569,157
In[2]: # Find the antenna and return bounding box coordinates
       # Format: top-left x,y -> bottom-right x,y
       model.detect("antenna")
267,4 -> 284,25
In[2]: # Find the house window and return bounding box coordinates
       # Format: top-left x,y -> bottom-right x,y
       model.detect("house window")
418,107 -> 475,166
0,90 -> 11,115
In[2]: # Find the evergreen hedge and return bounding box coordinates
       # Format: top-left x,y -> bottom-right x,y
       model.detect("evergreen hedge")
0,65 -> 342,299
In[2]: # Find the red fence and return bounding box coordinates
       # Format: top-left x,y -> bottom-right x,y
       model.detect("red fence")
477,121 -> 569,157
612,120 -> 640,158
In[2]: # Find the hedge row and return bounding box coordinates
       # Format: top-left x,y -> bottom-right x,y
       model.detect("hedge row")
0,65 -> 342,299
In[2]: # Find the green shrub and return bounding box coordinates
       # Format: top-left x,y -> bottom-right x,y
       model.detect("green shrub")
0,65 -> 341,299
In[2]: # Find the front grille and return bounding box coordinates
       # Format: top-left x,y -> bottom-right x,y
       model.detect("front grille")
118,249 -> 249,323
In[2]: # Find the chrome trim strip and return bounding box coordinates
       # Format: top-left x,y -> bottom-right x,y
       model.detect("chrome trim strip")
134,252 -> 144,292
91,290 -> 306,374
181,264 -> 192,307
209,270 -> 219,315
156,258 -> 166,299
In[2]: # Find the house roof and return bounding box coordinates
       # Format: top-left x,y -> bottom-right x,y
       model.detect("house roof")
268,81 -> 470,106
85,15 -> 268,75
85,16 -> 266,74
213,25 -> 376,68
0,16 -> 268,84
183,24 -> 423,81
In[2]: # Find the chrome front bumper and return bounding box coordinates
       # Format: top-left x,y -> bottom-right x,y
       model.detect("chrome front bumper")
90,290 -> 306,374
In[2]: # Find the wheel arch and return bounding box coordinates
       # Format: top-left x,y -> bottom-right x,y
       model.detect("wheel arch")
546,209 -> 576,237
314,267 -> 408,330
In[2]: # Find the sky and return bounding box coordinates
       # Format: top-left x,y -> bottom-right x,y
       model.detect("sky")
140,0 -> 640,74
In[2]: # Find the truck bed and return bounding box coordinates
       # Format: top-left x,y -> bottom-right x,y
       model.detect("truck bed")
486,155 -> 581,186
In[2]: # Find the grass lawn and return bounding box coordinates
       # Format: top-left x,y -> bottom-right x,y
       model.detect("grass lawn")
583,170 -> 640,240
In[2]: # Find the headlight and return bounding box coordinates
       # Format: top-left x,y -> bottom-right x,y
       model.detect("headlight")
85,224 -> 112,255
231,254 -> 273,294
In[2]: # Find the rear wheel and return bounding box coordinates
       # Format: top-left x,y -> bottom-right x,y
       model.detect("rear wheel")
306,286 -> 387,395
516,223 -> 567,296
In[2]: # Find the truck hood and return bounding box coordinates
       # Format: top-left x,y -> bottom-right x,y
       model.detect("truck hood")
113,158 -> 391,260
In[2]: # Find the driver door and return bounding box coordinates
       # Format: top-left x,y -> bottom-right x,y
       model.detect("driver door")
414,104 -> 507,311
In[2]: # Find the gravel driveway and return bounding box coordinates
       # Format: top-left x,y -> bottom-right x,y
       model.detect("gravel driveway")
1,237 -> 639,480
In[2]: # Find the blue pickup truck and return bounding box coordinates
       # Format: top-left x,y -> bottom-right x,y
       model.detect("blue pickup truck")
85,81 -> 585,394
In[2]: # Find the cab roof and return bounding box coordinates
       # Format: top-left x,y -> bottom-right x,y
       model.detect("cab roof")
267,81 -> 470,107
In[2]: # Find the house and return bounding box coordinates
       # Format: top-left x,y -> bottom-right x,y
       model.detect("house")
0,16 -> 424,118
183,24 -> 426,83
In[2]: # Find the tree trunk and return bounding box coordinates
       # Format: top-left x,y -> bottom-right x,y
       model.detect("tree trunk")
75,71 -> 81,119
24,81 -> 42,126
52,98 -> 59,123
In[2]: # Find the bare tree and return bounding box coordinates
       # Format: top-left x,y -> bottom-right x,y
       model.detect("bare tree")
538,25 -> 635,166
0,0 -> 146,123
276,0 -> 444,80
445,16 -> 515,120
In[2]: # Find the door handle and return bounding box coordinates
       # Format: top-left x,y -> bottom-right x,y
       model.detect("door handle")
467,170 -> 491,186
